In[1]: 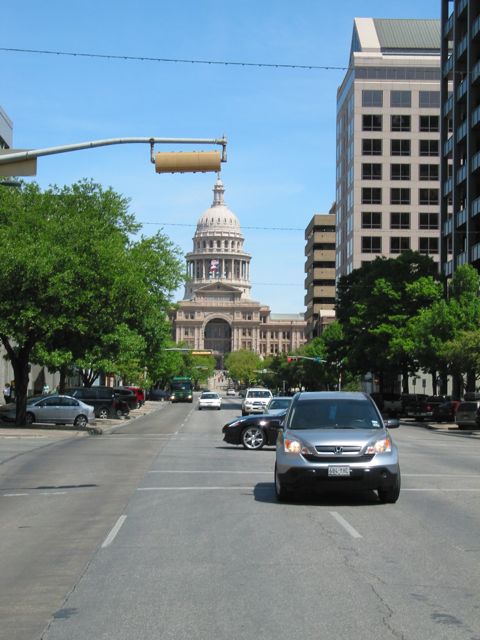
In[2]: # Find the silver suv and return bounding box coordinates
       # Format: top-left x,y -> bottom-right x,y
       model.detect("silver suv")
275,391 -> 400,503
241,388 -> 273,416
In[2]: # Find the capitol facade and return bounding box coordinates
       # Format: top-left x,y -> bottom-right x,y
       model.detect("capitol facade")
172,177 -> 307,368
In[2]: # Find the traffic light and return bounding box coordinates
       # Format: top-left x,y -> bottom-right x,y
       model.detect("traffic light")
154,151 -> 221,174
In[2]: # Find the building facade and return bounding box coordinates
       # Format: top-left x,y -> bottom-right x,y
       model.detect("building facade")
304,207 -> 336,339
0,106 -> 12,149
440,0 -> 480,277
172,178 -> 307,367
336,18 -> 442,278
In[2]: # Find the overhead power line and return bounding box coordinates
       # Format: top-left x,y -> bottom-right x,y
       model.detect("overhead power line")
142,221 -> 304,231
0,46 -> 348,72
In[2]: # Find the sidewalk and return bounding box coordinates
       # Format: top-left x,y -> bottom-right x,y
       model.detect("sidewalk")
0,400 -> 165,438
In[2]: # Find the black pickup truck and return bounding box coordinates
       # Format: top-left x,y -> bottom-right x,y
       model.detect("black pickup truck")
404,395 -> 449,421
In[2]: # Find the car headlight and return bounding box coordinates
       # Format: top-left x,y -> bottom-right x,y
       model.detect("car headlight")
284,438 -> 310,455
366,437 -> 392,454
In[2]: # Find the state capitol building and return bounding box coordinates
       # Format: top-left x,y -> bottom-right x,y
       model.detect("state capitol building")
172,177 -> 307,368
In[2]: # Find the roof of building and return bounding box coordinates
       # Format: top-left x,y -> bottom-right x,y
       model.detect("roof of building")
373,18 -> 441,51
196,177 -> 241,232
352,18 -> 440,57
270,313 -> 306,322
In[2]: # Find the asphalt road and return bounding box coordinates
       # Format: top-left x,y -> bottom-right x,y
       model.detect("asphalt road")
1,398 -> 480,640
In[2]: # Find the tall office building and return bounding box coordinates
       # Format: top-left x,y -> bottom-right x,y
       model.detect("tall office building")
0,106 -> 12,149
440,1 -> 480,277
304,206 -> 336,339
336,18 -> 442,278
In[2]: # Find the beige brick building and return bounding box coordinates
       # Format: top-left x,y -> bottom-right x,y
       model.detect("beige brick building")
172,178 -> 306,367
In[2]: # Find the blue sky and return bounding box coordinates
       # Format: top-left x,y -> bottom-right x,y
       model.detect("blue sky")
2,0 -> 441,313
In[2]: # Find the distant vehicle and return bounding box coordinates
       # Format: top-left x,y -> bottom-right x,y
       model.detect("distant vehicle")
113,387 -> 139,410
241,388 -> 273,416
274,391 -> 400,503
198,391 -> 222,410
225,388 -> 236,397
0,394 -> 96,429
222,410 -> 287,450
455,397 -> 480,429
432,399 -> 460,423
168,377 -> 193,403
266,396 -> 292,415
127,386 -> 145,406
65,386 -> 129,419
404,395 -> 447,421
147,388 -> 169,402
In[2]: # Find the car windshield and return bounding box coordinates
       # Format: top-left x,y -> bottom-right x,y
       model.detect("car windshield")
269,399 -> 291,410
248,391 -> 271,398
288,399 -> 382,430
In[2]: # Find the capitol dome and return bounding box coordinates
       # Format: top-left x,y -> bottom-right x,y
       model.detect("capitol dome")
196,177 -> 241,231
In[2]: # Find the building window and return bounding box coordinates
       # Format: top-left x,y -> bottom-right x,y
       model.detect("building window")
362,114 -> 382,131
390,188 -> 410,205
419,212 -> 439,229
391,115 -> 411,132
419,91 -> 440,108
362,139 -> 382,155
419,140 -> 439,156
391,139 -> 411,156
419,115 -> 439,132
362,90 -> 383,107
361,237 -> 382,253
362,163 -> 382,180
419,164 -> 439,181
419,188 -> 439,205
391,164 -> 410,181
362,212 -> 382,229
242,313 -> 252,320
362,188 -> 382,204
390,212 -> 410,229
390,90 -> 411,107
390,237 -> 411,254
419,237 -> 439,254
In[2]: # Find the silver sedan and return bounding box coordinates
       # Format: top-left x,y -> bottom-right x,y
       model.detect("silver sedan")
0,395 -> 96,428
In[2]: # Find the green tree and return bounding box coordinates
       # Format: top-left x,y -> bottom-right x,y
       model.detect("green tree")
0,180 -> 184,424
224,350 -> 261,387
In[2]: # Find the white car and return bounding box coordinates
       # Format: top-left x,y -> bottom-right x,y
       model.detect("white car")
226,388 -> 236,397
241,388 -> 273,416
198,392 -> 222,410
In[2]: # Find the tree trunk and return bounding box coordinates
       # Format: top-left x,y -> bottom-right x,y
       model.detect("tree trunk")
1,336 -> 35,427
402,369 -> 409,394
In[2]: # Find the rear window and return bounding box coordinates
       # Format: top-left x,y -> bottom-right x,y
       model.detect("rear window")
201,393 -> 218,399
288,399 -> 382,430
247,390 -> 271,398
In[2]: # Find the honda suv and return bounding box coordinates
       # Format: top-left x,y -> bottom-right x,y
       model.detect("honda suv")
275,391 -> 400,503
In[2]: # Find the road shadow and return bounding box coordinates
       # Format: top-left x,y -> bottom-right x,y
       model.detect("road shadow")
253,482 -> 380,506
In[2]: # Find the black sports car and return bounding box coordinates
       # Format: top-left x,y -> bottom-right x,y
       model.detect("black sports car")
222,411 -> 286,450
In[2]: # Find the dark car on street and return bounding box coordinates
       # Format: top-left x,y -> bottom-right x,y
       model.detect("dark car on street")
432,399 -> 460,422
222,411 -> 286,450
65,386 -> 129,419
113,387 -> 139,410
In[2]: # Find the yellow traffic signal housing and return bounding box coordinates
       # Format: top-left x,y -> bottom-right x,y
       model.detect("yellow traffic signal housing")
155,151 -> 221,174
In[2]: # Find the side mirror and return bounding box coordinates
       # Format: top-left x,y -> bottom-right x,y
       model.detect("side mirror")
384,418 -> 400,429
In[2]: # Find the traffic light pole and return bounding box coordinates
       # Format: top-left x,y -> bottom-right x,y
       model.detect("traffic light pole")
0,136 -> 227,176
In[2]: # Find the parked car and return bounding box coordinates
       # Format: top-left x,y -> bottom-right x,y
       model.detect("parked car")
113,387 -> 139,410
0,394 -> 96,429
455,397 -> 480,429
65,386 -> 129,419
198,391 -> 222,410
274,391 -> 400,503
403,395 -> 447,421
432,399 -> 460,423
266,396 -> 292,415
241,388 -> 273,416
127,386 -> 145,406
147,388 -> 169,401
223,410 -> 287,450
370,392 -> 402,416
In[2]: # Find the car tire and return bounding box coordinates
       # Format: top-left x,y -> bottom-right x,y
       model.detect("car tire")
25,412 -> 35,425
241,426 -> 266,450
378,471 -> 401,504
98,407 -> 110,420
74,415 -> 88,429
274,463 -> 293,502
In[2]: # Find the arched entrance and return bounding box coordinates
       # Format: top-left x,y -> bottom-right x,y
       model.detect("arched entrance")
204,318 -> 232,369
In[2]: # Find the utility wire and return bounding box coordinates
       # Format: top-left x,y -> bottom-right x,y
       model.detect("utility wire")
0,46 -> 348,71
142,221 -> 304,231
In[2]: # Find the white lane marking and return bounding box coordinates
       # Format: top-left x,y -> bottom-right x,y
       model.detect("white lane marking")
403,474 -> 480,478
329,511 -> 362,539
101,515 -> 127,548
39,491 -> 67,495
148,470 -> 270,474
402,488 -> 480,492
3,493 -> 29,497
137,486 -> 253,491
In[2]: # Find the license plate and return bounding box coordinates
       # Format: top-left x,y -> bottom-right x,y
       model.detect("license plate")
328,465 -> 351,477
